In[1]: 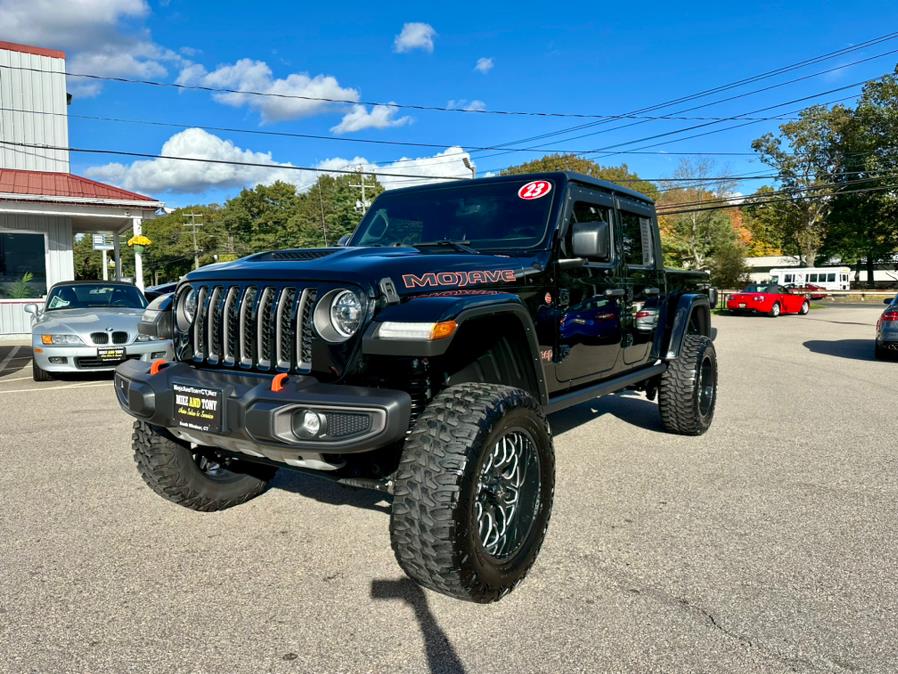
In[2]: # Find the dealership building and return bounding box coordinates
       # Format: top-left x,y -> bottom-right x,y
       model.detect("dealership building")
0,41 -> 163,339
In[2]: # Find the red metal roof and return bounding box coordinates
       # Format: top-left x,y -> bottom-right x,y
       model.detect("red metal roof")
0,168 -> 158,204
0,41 -> 66,60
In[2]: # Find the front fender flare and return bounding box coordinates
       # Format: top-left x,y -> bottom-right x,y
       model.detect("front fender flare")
362,293 -> 547,405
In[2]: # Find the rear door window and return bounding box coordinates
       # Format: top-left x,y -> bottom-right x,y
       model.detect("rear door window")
619,211 -> 655,267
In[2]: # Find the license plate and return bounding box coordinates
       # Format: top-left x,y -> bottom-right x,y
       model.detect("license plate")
172,383 -> 223,433
97,346 -> 125,362
738,303 -> 746,308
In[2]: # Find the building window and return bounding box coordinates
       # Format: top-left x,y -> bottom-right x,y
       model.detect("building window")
0,233 -> 47,298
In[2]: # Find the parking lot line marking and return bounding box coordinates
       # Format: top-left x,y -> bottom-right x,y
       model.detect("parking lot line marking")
0,382 -> 111,395
0,376 -> 34,383
0,346 -> 21,371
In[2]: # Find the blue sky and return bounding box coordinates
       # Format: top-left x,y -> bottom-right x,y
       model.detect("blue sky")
2,0 -> 898,207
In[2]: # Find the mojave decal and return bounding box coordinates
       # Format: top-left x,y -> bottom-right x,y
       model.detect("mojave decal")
401,269 -> 516,289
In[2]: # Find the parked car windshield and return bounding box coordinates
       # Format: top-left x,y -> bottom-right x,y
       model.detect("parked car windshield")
742,284 -> 774,293
45,284 -> 148,310
350,179 -> 556,251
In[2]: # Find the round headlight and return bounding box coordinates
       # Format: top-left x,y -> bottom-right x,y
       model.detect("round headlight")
314,288 -> 364,343
176,285 -> 197,330
330,290 -> 362,337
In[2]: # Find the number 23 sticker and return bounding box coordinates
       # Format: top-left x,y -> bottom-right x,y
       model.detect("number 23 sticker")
517,180 -> 552,200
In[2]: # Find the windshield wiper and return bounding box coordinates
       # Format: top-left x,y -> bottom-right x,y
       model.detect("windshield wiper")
413,239 -> 480,255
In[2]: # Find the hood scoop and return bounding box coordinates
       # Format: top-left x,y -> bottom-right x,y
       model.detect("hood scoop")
249,248 -> 337,262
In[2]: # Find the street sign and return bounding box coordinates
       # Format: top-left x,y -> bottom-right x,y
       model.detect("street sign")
92,233 -> 115,251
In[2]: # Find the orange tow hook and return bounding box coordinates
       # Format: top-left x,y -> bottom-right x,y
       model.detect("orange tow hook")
149,359 -> 167,376
271,373 -> 289,393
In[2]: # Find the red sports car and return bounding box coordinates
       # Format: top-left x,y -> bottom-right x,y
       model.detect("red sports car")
727,284 -> 810,317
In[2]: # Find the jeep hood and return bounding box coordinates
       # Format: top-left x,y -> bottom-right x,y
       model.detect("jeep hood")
185,247 -> 547,296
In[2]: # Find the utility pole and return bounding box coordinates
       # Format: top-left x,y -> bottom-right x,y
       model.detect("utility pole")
316,182 -> 329,246
181,212 -> 204,270
350,165 -> 372,214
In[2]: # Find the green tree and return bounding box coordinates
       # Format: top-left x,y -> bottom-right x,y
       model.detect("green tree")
751,105 -> 852,266
822,67 -> 898,286
500,154 -> 659,201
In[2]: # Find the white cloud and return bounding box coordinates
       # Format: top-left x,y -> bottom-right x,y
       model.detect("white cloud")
331,104 -> 412,134
85,128 -> 301,194
393,22 -> 436,53
0,0 -> 186,97
321,146 -> 475,190
447,99 -> 487,112
85,129 -> 475,195
176,59 -> 359,123
474,57 -> 494,74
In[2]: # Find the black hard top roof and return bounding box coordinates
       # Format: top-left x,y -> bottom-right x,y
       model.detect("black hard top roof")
386,171 -> 655,205
48,280 -> 137,290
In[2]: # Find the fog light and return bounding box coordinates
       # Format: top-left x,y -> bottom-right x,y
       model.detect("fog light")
293,410 -> 327,439
48,357 -> 66,364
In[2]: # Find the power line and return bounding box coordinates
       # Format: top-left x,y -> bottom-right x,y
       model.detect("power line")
0,104 -> 800,163
462,31 -> 898,159
658,180 -> 898,216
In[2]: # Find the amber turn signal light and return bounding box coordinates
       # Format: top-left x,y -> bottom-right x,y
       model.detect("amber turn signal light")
431,320 -> 458,340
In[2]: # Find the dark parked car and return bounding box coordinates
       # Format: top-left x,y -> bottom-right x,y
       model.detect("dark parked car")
875,295 -> 898,359
114,172 -> 718,603
143,282 -> 178,302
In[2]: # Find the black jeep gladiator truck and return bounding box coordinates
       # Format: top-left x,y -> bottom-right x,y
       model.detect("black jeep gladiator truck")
115,172 -> 717,603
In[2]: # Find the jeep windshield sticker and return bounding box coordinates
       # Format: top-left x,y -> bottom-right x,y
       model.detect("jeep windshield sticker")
402,270 -> 516,289
517,180 -> 552,200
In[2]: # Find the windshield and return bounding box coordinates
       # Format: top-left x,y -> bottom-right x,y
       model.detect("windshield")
742,284 -> 774,293
45,284 -> 148,310
350,179 -> 556,251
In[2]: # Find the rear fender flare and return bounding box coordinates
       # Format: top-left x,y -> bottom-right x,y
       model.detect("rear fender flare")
664,294 -> 711,360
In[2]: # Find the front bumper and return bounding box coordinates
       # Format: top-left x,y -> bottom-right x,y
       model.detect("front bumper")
33,339 -> 173,372
113,360 -> 412,467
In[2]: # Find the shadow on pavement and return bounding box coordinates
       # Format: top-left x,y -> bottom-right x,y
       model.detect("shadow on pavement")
803,339 -> 877,362
371,578 -> 466,674
269,469 -> 391,514
0,345 -> 31,379
550,391 -> 664,436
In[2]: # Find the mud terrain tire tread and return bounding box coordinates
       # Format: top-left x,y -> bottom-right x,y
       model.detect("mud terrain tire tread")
390,383 -> 554,603
132,420 -> 275,512
659,334 -> 717,436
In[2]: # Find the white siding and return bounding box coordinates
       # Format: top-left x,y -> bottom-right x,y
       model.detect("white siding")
0,48 -> 69,172
0,299 -> 40,337
0,212 -> 73,285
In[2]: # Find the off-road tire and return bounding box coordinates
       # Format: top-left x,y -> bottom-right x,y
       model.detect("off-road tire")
659,334 -> 717,435
132,420 -> 276,511
390,383 -> 555,603
32,360 -> 53,382
769,302 -> 781,318
874,343 -> 888,360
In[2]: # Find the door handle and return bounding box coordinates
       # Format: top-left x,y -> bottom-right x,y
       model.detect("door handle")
605,288 -> 626,298
645,287 -> 660,295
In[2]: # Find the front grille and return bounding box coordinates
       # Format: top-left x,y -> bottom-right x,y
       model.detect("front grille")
90,331 -> 129,345
187,283 -> 318,373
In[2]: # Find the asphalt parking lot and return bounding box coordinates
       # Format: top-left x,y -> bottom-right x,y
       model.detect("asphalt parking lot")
1,304 -> 896,673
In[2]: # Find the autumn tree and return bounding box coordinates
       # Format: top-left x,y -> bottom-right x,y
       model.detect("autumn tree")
500,154 -> 659,201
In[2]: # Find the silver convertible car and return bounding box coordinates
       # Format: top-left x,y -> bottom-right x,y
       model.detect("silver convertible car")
25,280 -> 173,381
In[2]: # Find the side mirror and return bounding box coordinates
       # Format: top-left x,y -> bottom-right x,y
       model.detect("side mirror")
572,220 -> 610,260
23,303 -> 38,316
139,293 -> 174,340
337,234 -> 351,247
